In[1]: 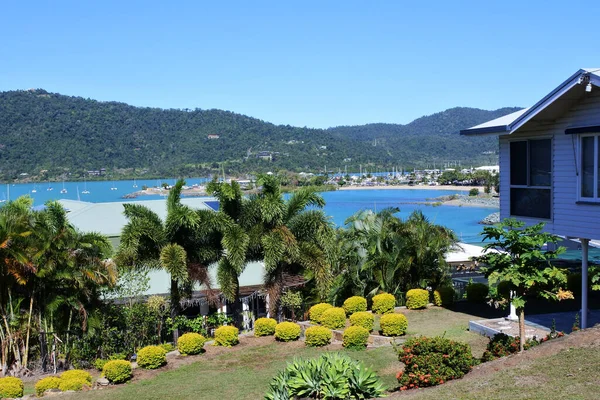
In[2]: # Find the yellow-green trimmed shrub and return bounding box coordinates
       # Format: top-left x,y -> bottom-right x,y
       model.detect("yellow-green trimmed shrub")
177,332 -> 206,355
406,289 -> 429,309
274,322 -> 301,342
342,296 -> 367,315
35,376 -> 62,396
0,377 -> 24,398
103,359 -> 133,384
433,290 -> 442,306
305,326 -> 332,347
320,307 -> 346,329
309,303 -> 333,323
137,345 -> 167,369
159,343 -> 176,352
437,286 -> 455,307
349,311 -> 374,331
379,313 -> 408,336
372,293 -> 396,314
214,325 -> 239,347
60,369 -> 93,384
58,378 -> 89,392
342,326 -> 370,350
254,317 -> 277,337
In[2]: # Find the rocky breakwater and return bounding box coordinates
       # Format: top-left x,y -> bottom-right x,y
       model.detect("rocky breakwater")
479,212 -> 500,225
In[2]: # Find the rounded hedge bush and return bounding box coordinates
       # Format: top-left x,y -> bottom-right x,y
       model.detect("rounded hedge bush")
349,311 -> 374,331
59,378 -> 89,392
320,307 -> 346,329
379,313 -> 408,336
371,293 -> 396,314
342,326 -> 370,350
0,377 -> 24,399
309,303 -> 333,323
436,285 -> 455,307
496,280 -> 513,299
214,325 -> 240,347
94,358 -> 108,371
342,296 -> 367,315
254,317 -> 277,337
406,288 -> 429,309
177,332 -> 206,355
103,359 -> 133,384
35,376 -> 62,396
137,345 -> 167,369
466,283 -> 489,304
305,326 -> 332,347
60,369 -> 93,384
274,322 -> 301,342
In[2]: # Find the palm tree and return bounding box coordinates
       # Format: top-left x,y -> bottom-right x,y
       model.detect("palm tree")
116,179 -> 218,341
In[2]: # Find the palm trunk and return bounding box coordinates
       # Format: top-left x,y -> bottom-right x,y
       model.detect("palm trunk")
518,308 -> 525,352
23,296 -> 34,369
170,278 -> 180,344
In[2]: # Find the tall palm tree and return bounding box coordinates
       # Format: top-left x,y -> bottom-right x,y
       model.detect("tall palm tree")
116,179 -> 219,341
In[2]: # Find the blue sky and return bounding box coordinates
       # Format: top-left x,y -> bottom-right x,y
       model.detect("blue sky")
1,1 -> 599,128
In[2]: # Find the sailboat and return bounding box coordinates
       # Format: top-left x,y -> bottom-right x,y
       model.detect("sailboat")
133,178 -> 138,188
60,181 -> 67,194
82,179 -> 90,194
110,181 -> 118,191
31,184 -> 37,194
47,181 -> 53,191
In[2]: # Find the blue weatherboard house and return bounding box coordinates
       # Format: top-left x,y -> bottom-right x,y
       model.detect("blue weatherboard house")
462,68 -> 600,328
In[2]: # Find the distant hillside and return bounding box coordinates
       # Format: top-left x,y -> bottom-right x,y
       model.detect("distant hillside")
0,89 -> 521,179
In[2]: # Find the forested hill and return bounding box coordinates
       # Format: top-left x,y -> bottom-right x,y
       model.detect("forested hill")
0,89 -> 521,179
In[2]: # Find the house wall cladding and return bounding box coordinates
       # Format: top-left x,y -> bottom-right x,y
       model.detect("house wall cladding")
499,89 -> 600,240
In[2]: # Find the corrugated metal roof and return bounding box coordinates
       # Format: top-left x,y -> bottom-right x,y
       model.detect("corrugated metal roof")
466,108 -> 529,131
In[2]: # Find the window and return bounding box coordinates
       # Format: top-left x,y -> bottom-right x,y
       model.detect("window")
509,139 -> 552,219
580,134 -> 600,200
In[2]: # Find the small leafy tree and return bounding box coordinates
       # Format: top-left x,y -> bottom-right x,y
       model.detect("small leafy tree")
477,219 -> 571,352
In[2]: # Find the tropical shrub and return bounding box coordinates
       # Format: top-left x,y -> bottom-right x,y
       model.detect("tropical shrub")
469,188 -> 479,196
177,332 -> 206,355
406,289 -> 429,309
136,345 -> 167,369
436,286 -> 455,307
59,378 -> 89,392
94,358 -> 108,371
379,313 -> 408,336
433,290 -> 442,306
371,293 -> 396,314
349,311 -> 374,331
466,283 -> 489,304
280,290 -> 303,320
305,326 -> 332,347
214,325 -> 240,347
35,376 -> 62,396
265,353 -> 386,400
60,369 -> 93,384
274,322 -> 301,342
396,336 -> 477,390
342,296 -> 367,315
160,343 -> 176,352
342,326 -> 370,349
103,359 -> 133,384
480,332 -> 558,362
254,317 -> 277,337
309,303 -> 333,323
320,307 -> 346,329
0,377 -> 24,399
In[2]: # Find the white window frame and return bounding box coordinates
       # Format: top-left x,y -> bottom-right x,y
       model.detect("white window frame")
508,137 -> 553,220
577,133 -> 600,202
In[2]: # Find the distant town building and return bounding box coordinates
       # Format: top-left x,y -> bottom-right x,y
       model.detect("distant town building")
256,151 -> 273,161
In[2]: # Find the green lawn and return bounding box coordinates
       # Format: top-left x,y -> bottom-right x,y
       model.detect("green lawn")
57,307 -> 488,400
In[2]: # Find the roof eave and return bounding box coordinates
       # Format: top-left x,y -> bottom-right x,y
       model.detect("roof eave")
460,125 -> 511,136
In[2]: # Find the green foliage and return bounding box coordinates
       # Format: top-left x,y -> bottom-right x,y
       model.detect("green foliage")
469,188 -> 479,196
309,303 -> 333,324
0,377 -> 24,399
280,291 -> 303,319
177,332 -> 206,355
379,313 -> 408,336
466,283 -> 489,304
275,322 -> 301,342
433,290 -> 442,306
264,353 -> 386,400
102,360 -> 133,384
342,296 -> 367,316
137,345 -> 167,369
214,325 -> 240,347
320,307 -> 346,329
567,272 -> 583,297
496,280 -> 513,299
372,293 -> 396,314
94,358 -> 108,371
254,318 -> 277,337
436,286 -> 456,307
396,336 -> 477,390
60,369 -> 92,384
160,343 -> 176,352
406,289 -> 429,309
342,326 -> 370,350
480,333 -> 551,362
349,311 -> 374,332
59,378 -> 89,392
35,376 -> 62,396
304,326 -> 332,347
